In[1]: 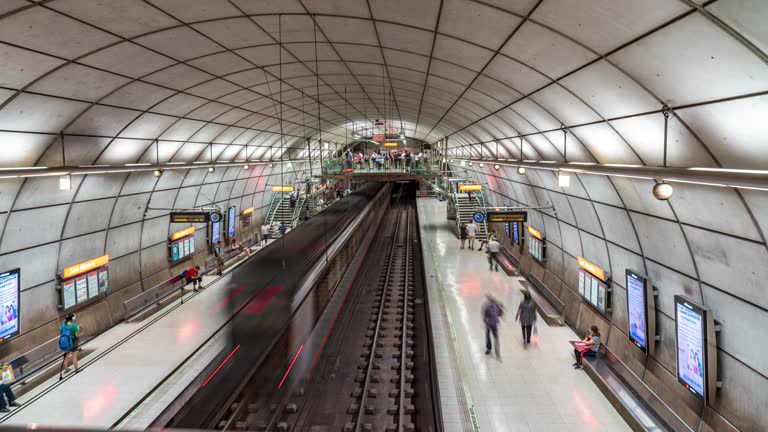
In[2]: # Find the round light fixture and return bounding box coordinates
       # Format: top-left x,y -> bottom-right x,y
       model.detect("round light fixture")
153,169 -> 163,177
243,164 -> 250,170
468,162 -> 473,167
208,167 -> 215,173
652,182 -> 673,200
479,163 -> 485,168
442,158 -> 447,163
517,166 -> 526,175
494,164 -> 500,170
269,163 -> 274,168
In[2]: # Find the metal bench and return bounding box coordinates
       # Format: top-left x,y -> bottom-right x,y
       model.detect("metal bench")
204,237 -> 258,273
517,277 -> 564,326
571,341 -> 685,432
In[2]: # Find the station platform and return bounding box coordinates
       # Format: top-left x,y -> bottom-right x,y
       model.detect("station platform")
0,241 -> 273,429
417,198 -> 631,432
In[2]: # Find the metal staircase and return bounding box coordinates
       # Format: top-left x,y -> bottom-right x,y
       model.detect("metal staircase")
453,193 -> 488,241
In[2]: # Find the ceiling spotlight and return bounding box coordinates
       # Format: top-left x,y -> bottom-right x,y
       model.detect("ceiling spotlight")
269,163 -> 274,168
153,169 -> 163,177
653,181 -> 673,200
479,163 -> 485,168
494,164 -> 500,170
208,166 -> 215,173
468,162 -> 473,167
517,167 -> 526,175
243,164 -> 250,170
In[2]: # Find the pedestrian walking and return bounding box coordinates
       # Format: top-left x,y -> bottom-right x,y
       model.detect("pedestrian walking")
486,237 -> 501,271
482,294 -> 504,358
459,223 -> 467,249
214,241 -> 224,276
516,290 -> 537,346
466,220 -> 478,250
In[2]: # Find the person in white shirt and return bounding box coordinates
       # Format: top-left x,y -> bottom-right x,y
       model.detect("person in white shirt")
466,221 -> 478,250
260,223 -> 270,246
486,238 -> 501,272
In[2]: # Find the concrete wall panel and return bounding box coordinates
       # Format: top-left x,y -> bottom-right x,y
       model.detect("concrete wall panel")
702,283 -> 768,377
643,358 -> 703,430
1,204 -> 68,253
141,217 -> 170,247
545,243 -> 564,279
606,243 -> 644,289
0,243 -> 59,290
107,252 -> 141,293
121,171 -> 159,195
740,189 -> 768,241
140,243 -> 168,277
683,225 -> 768,309
75,173 -> 128,201
644,260 -> 702,317
653,312 -> 677,373
568,196 -> 603,236
58,231 -> 106,270
713,352 -> 768,432
594,203 -> 641,253
541,213 -> 561,247
611,177 -> 675,219
106,222 -> 141,259
63,198 -> 115,238
0,180 -> 23,213
550,192 -> 575,225
110,193 -> 150,226
610,284 -> 628,334
576,174 -> 623,206
671,184 -> 762,241
558,222 -> 582,258
19,281 -> 58,332
13,177 -> 81,210
173,186 -> 200,209
630,212 -> 696,276
579,230 -> 609,270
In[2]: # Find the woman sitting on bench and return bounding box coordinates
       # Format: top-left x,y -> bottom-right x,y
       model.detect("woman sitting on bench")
573,325 -> 601,369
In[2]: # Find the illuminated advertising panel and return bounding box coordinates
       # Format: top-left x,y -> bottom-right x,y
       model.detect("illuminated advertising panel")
227,206 -> 236,238
627,270 -> 649,352
0,269 -> 20,343
512,222 -> 520,244
675,297 -> 707,400
212,221 -> 221,244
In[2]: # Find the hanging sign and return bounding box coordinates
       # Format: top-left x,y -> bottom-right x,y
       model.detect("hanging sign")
171,226 -> 196,241
170,212 -> 209,223
473,212 -> 485,223
486,210 -> 527,223
458,184 -> 482,192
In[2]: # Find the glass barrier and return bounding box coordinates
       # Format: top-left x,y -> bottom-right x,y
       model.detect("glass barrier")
322,157 -> 442,176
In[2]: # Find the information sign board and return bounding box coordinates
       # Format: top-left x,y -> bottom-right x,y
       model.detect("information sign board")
527,225 -> 545,263
170,212 -> 209,223
473,212 -> 485,223
577,256 -> 610,315
486,211 -> 527,223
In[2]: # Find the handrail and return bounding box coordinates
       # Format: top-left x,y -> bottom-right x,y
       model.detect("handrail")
266,193 -> 283,226
291,194 -> 306,227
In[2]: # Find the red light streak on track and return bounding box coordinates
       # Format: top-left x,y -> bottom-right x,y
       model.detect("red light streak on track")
243,285 -> 283,314
211,285 -> 247,312
202,344 -> 241,387
82,384 -> 118,420
278,345 -> 304,389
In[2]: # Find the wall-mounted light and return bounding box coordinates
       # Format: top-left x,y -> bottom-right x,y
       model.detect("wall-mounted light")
479,163 -> 485,168
517,167 -> 526,175
153,169 -> 163,177
468,162 -> 474,167
557,171 -> 570,187
653,181 -> 673,200
59,175 -> 71,190
243,164 -> 250,170
208,167 -> 215,173
494,164 -> 500,170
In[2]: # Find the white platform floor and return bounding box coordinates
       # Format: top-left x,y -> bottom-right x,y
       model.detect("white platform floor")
417,198 -> 631,432
0,241 -> 273,428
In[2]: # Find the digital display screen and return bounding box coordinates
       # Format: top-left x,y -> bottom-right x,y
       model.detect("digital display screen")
227,206 -> 236,238
627,270 -> 648,351
0,269 -> 20,342
675,297 -> 706,400
504,222 -> 510,238
171,241 -> 180,261
512,222 -> 520,244
579,268 -> 609,315
212,221 -> 221,244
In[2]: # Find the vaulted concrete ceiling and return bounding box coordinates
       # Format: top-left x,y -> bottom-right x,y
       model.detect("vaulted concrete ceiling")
0,0 -> 766,169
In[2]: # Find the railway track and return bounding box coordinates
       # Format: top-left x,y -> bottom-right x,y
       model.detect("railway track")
206,185 -> 439,432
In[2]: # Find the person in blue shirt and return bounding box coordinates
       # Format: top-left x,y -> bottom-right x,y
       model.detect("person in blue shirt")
279,222 -> 287,237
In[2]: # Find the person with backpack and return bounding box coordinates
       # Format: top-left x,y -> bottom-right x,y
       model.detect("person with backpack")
59,313 -> 80,375
482,294 -> 504,358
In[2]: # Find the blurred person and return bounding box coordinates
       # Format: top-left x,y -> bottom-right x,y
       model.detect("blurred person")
214,241 -> 224,276
482,294 -> 504,358
486,236 -> 501,271
466,220 -> 478,250
459,223 -> 467,249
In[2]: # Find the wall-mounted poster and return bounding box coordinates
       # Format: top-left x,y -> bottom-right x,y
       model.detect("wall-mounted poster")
87,272 -> 99,299
578,271 -> 585,297
675,297 -> 707,400
227,206 -> 236,238
212,221 -> 221,244
75,276 -> 88,303
62,279 -> 76,309
577,256 -> 611,316
0,269 -> 20,343
98,269 -> 109,294
171,242 -> 180,261
182,238 -> 190,258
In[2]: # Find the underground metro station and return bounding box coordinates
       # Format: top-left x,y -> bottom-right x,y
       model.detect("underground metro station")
0,1 -> 765,431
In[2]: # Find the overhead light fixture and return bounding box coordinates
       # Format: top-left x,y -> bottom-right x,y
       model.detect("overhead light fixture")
652,182 -> 673,200
59,175 -> 71,191
208,167 -> 215,173
517,167 -> 526,175
153,169 -> 163,177
557,171 -> 570,187
494,164 -> 500,170
269,163 -> 274,168
479,163 -> 485,168
442,158 -> 447,163
468,162 -> 473,167
243,165 -> 250,170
